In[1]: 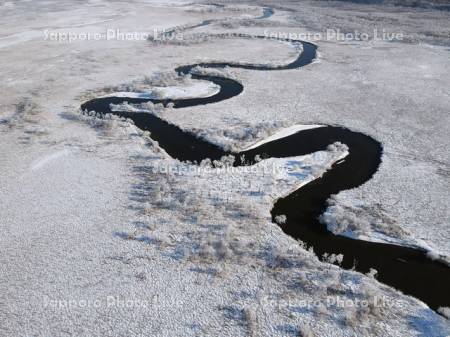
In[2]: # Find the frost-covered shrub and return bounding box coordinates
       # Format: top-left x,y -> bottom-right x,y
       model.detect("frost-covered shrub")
143,202 -> 153,215
296,239 -> 309,252
196,224 -> 233,263
243,306 -> 258,337
343,308 -> 358,328
109,101 -> 164,115
274,214 -> 287,225
266,245 -> 295,269
78,110 -> 133,135
213,154 -> 236,168
358,284 -> 384,320
199,158 -> 212,168
225,201 -> 262,221
153,231 -> 172,247
322,253 -> 344,266
327,141 -> 348,153
109,101 -> 137,113
139,101 -> 165,114
214,240 -> 230,261
296,271 -> 309,288
323,270 -> 345,295
319,196 -> 408,241
98,72 -> 192,98
190,65 -> 237,80
315,303 -> 329,317
197,239 -> 214,261
298,323 -> 314,337
366,268 -> 378,279
143,71 -> 191,87
15,98 -> 39,116
195,120 -> 287,152
2,97 -> 40,128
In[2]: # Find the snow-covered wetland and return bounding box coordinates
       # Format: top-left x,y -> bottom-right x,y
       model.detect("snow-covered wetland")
1,0 -> 449,336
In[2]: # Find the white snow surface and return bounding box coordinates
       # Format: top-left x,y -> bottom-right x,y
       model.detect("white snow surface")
1,0 -> 449,336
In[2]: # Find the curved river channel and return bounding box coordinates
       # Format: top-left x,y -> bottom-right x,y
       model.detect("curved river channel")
81,8 -> 450,310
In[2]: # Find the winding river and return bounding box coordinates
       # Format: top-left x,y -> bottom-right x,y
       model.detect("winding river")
81,7 -> 450,310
